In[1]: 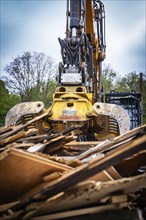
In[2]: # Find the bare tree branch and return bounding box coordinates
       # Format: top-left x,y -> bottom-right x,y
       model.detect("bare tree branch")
3,52 -> 56,102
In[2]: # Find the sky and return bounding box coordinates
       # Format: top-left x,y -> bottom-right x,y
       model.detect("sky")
0,0 -> 146,78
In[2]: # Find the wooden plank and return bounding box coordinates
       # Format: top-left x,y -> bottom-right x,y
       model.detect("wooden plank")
89,166 -> 121,182
0,111 -> 50,140
0,201 -> 20,212
31,203 -> 131,220
0,142 -> 34,153
26,136 -> 65,153
65,141 -> 103,146
63,145 -> 89,151
0,126 -> 14,135
0,148 -> 72,204
17,126 -> 79,143
111,195 -> 127,204
115,150 -> 146,177
26,173 -> 145,217
106,166 -> 122,179
76,124 -> 146,160
0,128 -> 37,146
18,181 -> 54,201
43,172 -> 62,182
36,135 -> 145,200
0,131 -> 26,145
6,142 -> 35,148
27,143 -> 46,153
63,141 -> 103,153
10,134 -> 146,212
17,134 -> 48,143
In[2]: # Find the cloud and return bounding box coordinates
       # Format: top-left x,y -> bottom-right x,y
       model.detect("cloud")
104,0 -> 146,75
1,0 -> 66,75
1,0 -> 146,77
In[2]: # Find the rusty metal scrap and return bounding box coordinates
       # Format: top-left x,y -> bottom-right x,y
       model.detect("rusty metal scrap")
0,123 -> 146,219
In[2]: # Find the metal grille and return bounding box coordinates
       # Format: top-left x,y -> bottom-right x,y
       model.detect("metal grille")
105,92 -> 141,129
108,117 -> 119,135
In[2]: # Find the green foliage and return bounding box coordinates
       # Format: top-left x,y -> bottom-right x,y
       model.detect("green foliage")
2,55 -> 146,126
115,72 -> 140,92
102,65 -> 146,124
30,80 -> 57,107
115,72 -> 146,124
1,51 -> 57,125
0,78 -> 56,126
101,64 -> 117,93
4,52 -> 56,102
0,80 -> 20,126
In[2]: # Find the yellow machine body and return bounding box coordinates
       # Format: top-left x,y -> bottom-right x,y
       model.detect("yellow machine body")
5,0 -> 130,139
48,86 -> 94,122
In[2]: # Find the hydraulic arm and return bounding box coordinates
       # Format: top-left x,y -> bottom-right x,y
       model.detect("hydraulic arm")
5,0 -> 130,141
58,0 -> 106,102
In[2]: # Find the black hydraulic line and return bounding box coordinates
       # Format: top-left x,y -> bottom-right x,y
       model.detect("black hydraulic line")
94,0 -> 106,53
103,4 -> 106,52
89,45 -> 93,78
66,0 -> 69,38
100,2 -> 105,50
58,37 -> 73,65
58,31 -> 94,68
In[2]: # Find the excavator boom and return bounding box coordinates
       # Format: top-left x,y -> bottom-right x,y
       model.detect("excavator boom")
5,0 -> 130,141
58,0 -> 106,102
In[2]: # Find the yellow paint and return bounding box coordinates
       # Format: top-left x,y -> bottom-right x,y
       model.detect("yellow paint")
48,86 -> 94,121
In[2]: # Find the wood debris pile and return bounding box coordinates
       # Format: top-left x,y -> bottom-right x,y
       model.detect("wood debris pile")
0,114 -> 146,220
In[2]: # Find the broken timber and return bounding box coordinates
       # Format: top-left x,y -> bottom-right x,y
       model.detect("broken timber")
7,134 -> 146,212
0,148 -> 72,204
0,122 -> 146,219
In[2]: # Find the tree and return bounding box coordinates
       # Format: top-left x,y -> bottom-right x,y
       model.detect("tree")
0,80 -> 20,126
30,80 -> 57,107
101,64 -> 117,93
115,72 -> 146,124
114,72 -> 140,92
102,68 -> 146,124
3,52 -> 56,103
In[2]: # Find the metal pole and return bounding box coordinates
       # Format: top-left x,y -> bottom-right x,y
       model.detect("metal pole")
140,72 -> 143,124
140,72 -> 143,94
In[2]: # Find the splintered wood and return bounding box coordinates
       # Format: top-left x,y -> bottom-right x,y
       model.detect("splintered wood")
0,122 -> 146,220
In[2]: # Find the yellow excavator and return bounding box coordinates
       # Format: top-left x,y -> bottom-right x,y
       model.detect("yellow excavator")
5,0 -> 130,141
